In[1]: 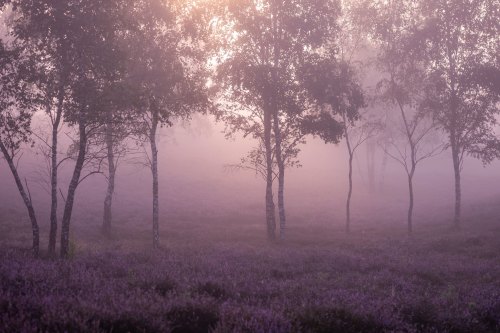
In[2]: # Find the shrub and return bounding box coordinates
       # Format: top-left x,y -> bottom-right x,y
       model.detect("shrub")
98,316 -> 158,333
166,304 -> 219,333
292,307 -> 384,333
154,278 -> 177,296
400,300 -> 438,331
195,281 -> 228,300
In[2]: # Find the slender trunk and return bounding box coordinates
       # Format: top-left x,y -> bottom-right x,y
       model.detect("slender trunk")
102,120 -> 115,237
379,146 -> 388,193
60,119 -> 87,257
48,90 -> 64,255
0,141 -> 40,257
150,109 -> 160,248
270,5 -> 283,240
264,107 -> 276,241
343,111 -> 353,233
272,112 -> 286,240
407,171 -> 414,234
48,122 -> 59,254
346,153 -> 353,233
366,142 -> 376,193
451,146 -> 461,229
447,28 -> 460,230
449,91 -> 460,230
397,97 -> 416,235
277,166 -> 285,240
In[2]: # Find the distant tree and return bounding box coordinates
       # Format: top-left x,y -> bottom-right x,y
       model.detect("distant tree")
301,58 -> 367,232
100,84 -> 138,237
372,0 -> 445,234
221,104 -> 305,197
415,0 -> 500,228
213,0 -> 339,240
0,39 -> 39,257
304,0 -> 380,232
101,108 -> 121,237
336,0 -> 382,197
343,117 -> 379,232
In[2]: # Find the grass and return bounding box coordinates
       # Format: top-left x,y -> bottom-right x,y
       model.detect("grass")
0,206 -> 499,332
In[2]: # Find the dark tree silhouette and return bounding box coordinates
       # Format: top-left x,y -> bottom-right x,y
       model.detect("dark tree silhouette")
372,0 -> 444,234
301,59 -> 366,232
415,0 -> 500,229
0,39 -> 39,257
6,0 -> 135,257
124,0 -> 208,248
4,1 -> 75,255
213,0 -> 339,240
100,82 -> 139,237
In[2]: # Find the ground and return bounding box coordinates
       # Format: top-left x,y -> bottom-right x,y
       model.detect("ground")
0,207 -> 499,333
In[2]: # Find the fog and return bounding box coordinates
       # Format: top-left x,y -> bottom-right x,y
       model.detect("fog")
2,114 -> 499,235
1,1 -> 499,331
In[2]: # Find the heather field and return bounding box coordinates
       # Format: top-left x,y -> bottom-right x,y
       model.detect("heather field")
1,209 -> 500,333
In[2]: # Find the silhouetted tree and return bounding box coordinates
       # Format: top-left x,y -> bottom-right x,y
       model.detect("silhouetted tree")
213,0 -> 339,240
0,38 -> 39,257
7,0 -> 136,257
415,0 -> 500,229
3,0 -> 76,255
60,2 -> 132,257
372,0 -> 444,234
125,0 -> 208,248
100,84 -> 138,237
222,108 -> 305,202
301,59 -> 367,232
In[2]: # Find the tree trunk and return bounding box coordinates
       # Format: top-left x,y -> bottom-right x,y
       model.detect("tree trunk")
447,38 -> 460,230
346,153 -> 353,233
48,91 -> 64,255
379,145 -> 388,193
150,109 -> 160,248
366,141 -> 376,193
277,166 -> 285,239
264,107 -> 276,241
343,111 -> 353,233
451,146 -> 461,229
0,141 -> 40,257
102,121 -> 115,237
60,119 -> 87,257
407,171 -> 414,234
270,7 -> 283,240
272,111 -> 286,240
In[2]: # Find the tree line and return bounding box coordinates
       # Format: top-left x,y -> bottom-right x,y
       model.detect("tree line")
0,0 -> 498,258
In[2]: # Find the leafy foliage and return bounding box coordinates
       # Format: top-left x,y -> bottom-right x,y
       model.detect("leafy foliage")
300,58 -> 365,144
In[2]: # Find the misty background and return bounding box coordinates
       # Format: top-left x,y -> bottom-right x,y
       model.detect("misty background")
2,113 -> 499,236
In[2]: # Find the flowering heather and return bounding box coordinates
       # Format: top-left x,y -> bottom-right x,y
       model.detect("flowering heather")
0,216 -> 499,333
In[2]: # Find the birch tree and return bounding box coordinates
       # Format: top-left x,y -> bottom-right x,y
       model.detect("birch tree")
0,38 -> 39,256
416,0 -> 500,229
372,0 -> 445,234
125,0 -> 208,248
100,84 -> 138,237
6,0 -> 133,257
3,0 -> 75,255
213,0 -> 339,240
301,58 -> 367,232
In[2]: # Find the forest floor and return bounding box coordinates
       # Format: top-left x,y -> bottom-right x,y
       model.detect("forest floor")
0,207 -> 500,333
